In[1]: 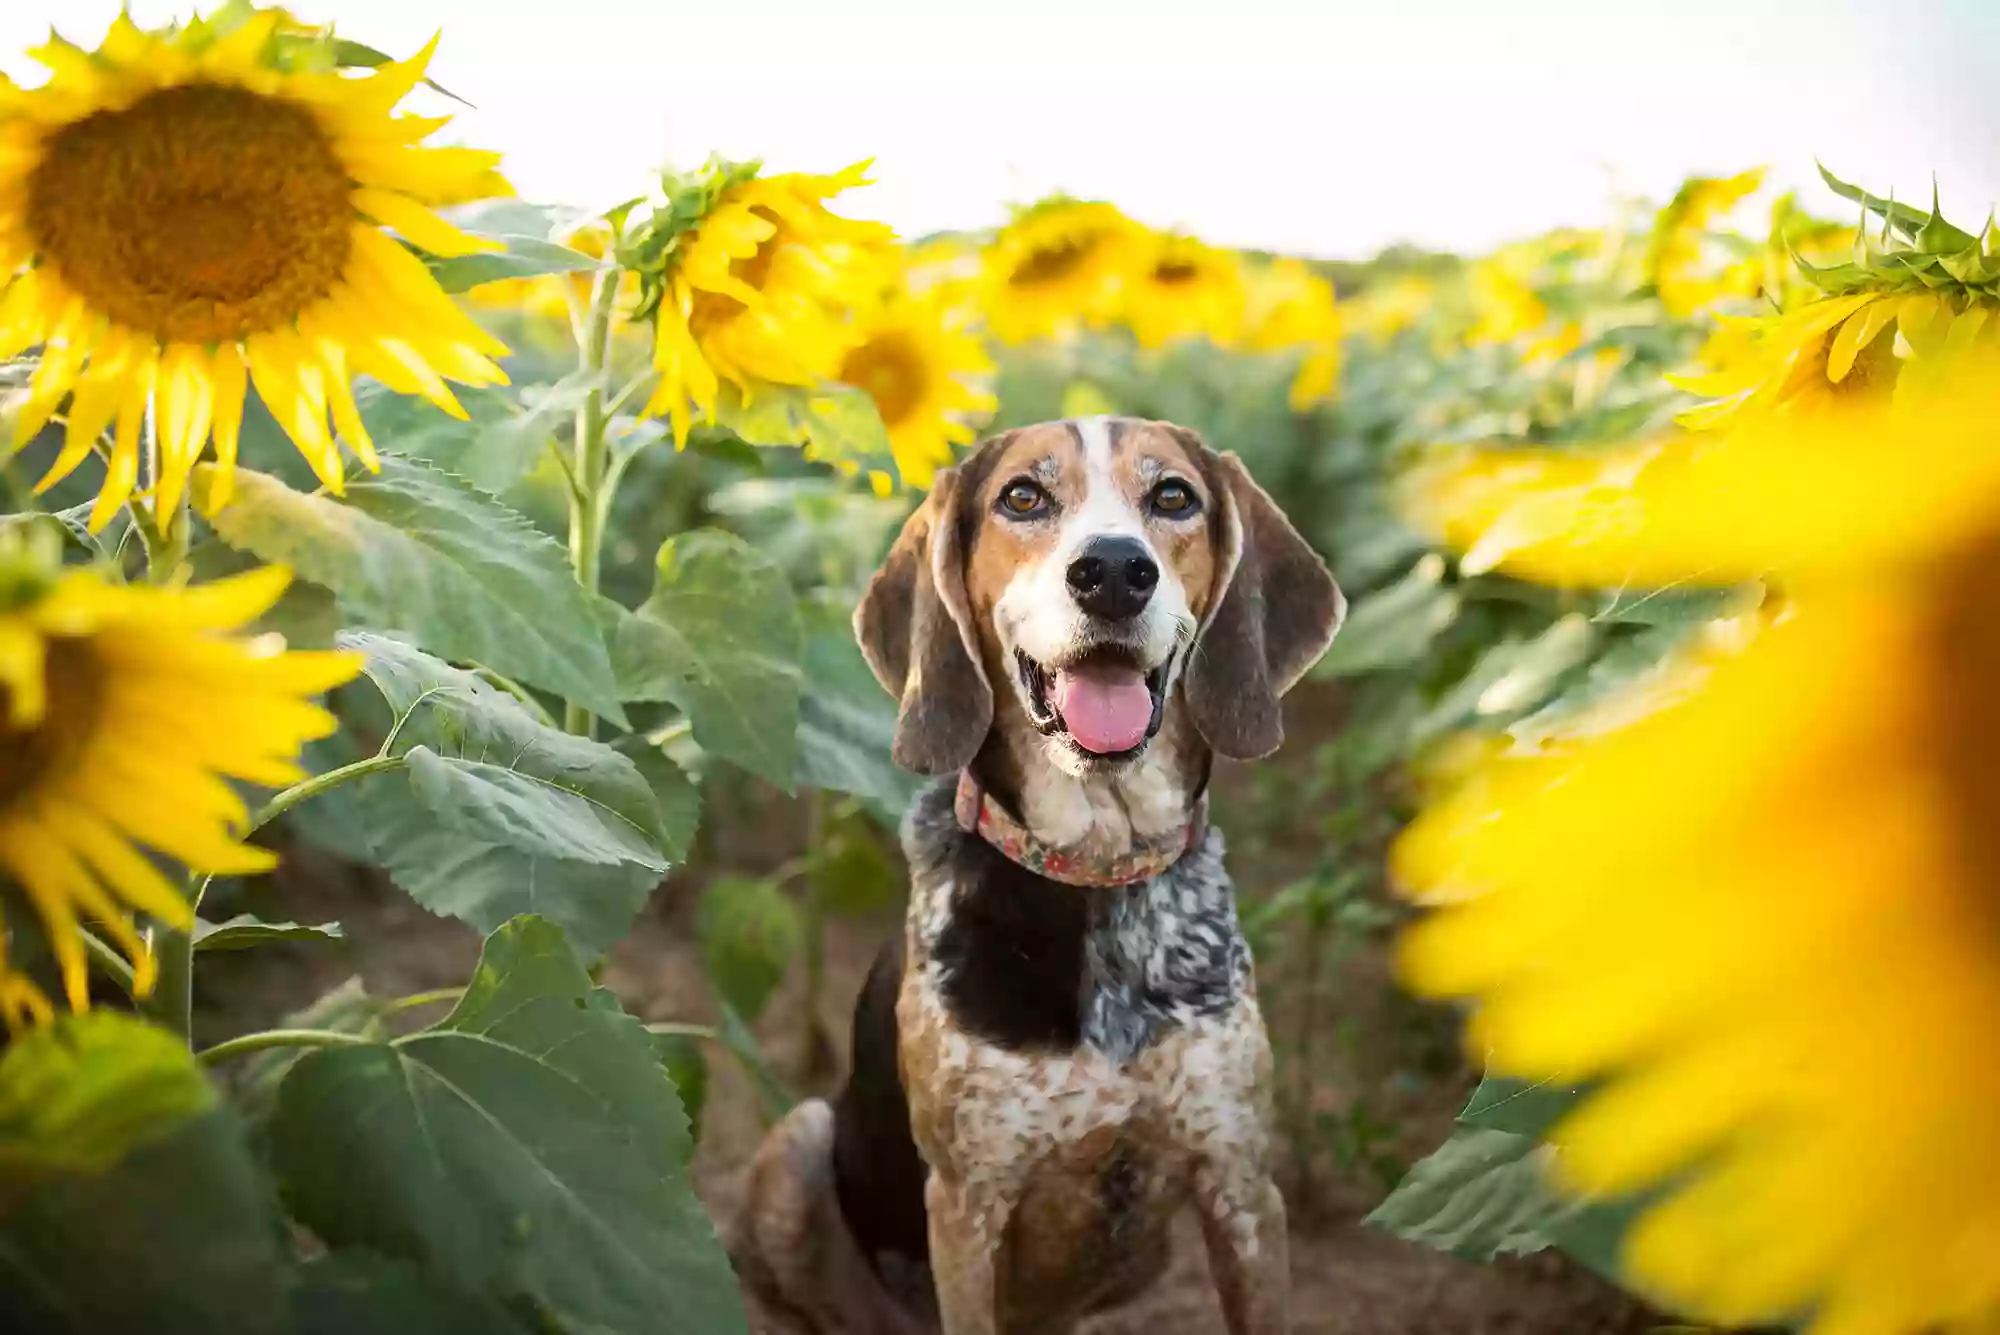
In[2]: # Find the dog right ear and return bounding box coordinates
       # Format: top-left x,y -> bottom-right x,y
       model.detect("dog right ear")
854,464 -> 994,776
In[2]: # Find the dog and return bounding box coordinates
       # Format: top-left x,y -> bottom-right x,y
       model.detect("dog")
730,416 -> 1344,1334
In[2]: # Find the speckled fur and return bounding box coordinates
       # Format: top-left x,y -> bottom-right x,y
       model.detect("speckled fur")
898,781 -> 1288,1334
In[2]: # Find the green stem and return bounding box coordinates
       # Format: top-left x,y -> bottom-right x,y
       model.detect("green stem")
376,986 -> 464,1018
78,927 -> 135,999
563,264 -> 621,739
196,1027 -> 374,1066
187,753 -> 408,917
644,1020 -> 719,1041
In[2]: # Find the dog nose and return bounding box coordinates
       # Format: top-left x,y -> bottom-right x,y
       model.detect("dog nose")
1066,537 -> 1159,621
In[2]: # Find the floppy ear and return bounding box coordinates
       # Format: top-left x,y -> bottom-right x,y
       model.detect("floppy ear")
853,463 -> 994,775
1181,441 -> 1345,760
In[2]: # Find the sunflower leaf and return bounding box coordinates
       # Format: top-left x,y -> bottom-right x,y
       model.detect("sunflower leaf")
697,875 -> 804,1024
428,201 -> 603,292
356,373 -> 603,496
268,916 -> 746,1335
338,632 -> 671,958
290,1252 -> 536,1335
192,915 -> 345,953
1364,1127 -> 1569,1261
201,459 -> 628,727
0,1015 -> 291,1335
611,529 -> 804,790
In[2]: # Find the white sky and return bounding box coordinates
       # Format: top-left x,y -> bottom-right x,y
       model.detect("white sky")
5,1 -> 1995,259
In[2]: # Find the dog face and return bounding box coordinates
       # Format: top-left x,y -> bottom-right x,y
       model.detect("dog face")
856,416 -> 1344,785
965,418 -> 1213,773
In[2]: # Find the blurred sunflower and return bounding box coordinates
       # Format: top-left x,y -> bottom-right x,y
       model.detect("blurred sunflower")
1465,256 -> 1580,364
639,161 -> 894,445
978,199 -> 1140,344
1120,232 -> 1245,350
1344,274 -> 1436,344
0,535 -> 359,1016
1670,175 -> 2000,431
0,7 -> 513,526
837,290 -> 995,488
1394,358 -> 2000,1334
466,221 -> 638,327
1242,257 -> 1342,409
1646,168 -> 1765,317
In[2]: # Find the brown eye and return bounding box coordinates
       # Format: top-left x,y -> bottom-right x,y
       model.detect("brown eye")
1151,479 -> 1199,516
998,479 -> 1049,518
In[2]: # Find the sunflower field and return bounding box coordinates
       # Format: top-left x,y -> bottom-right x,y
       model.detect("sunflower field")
1,4 -> 1997,1334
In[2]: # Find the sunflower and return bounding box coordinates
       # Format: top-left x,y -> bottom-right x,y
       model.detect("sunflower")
1393,357 -> 2000,1333
1344,274 -> 1437,344
640,161 -> 893,446
1646,168 -> 1765,317
1669,176 -> 2000,432
1120,231 -> 1245,350
978,199 -> 1141,345
0,536 -> 358,1016
0,7 -> 512,528
1242,257 -> 1342,409
1465,255 -> 1580,364
836,289 -> 996,488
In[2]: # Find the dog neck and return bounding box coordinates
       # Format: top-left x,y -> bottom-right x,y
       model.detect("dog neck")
969,697 -> 1211,869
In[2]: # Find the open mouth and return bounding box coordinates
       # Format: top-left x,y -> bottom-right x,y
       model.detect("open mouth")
1015,646 -> 1170,759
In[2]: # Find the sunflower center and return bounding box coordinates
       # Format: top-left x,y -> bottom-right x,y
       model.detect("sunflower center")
1930,527 -> 2000,898
1153,260 -> 1201,286
839,330 -> 928,426
26,82 -> 355,345
1010,236 -> 1095,289
0,640 -> 101,811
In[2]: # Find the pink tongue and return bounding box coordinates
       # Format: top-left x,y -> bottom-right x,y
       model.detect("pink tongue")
1052,665 -> 1153,754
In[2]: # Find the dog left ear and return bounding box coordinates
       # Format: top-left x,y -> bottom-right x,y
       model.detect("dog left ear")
1180,440 -> 1344,760
853,463 -> 995,776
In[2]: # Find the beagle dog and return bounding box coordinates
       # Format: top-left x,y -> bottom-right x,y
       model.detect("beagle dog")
731,417 -> 1343,1334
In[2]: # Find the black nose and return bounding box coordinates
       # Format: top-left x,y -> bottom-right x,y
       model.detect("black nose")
1066,536 -> 1159,621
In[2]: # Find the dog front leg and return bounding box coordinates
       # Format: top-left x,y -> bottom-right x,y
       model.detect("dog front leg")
925,1170 -> 1009,1335
1195,1162 -> 1289,1335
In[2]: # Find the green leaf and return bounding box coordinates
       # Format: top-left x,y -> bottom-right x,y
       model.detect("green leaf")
1313,555 -> 1462,677
357,373 -> 603,495
202,457 -> 627,726
613,529 -> 804,789
428,200 -> 602,292
1364,1127 -> 1568,1262
231,977 -> 391,1129
184,536 -> 341,650
193,914 -> 345,953
793,596 -> 921,818
1816,163 -> 1976,250
0,1013 -> 215,1184
614,735 -> 703,863
1458,1076 -> 1586,1139
270,916 -> 745,1335
698,876 -> 804,1024
813,808 -> 902,917
342,632 -> 671,958
291,1252 -> 536,1335
649,1031 -> 708,1150
714,380 -> 897,478
0,1016 -> 291,1335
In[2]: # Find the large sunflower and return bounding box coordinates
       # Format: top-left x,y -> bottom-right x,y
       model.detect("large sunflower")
1120,231 -> 1245,350
0,7 -> 512,527
1393,359 -> 2000,1333
641,161 -> 894,446
0,543 -> 358,1015
836,289 -> 996,488
1242,257 -> 1342,409
977,199 -> 1141,345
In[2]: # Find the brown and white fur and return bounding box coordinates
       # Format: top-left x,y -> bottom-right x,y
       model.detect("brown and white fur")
730,418 -> 1344,1335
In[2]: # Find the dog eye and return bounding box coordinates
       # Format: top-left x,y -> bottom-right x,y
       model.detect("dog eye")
997,480 -> 1050,518
1150,480 -> 1199,516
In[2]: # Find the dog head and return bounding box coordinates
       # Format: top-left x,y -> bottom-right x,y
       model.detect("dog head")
855,416 -> 1343,787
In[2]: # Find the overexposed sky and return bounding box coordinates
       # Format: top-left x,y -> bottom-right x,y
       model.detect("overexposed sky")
4,1 -> 1995,259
